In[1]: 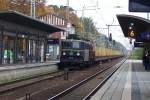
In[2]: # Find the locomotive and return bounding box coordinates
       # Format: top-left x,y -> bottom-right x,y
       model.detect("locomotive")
58,39 -> 123,69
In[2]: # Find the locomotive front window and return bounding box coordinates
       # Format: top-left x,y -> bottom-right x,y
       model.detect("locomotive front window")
62,41 -> 72,49
62,41 -> 80,49
72,41 -> 80,49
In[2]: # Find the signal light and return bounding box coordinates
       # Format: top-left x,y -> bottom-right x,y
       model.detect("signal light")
128,22 -> 136,37
130,30 -> 135,37
129,26 -> 132,30
130,23 -> 134,26
109,33 -> 112,41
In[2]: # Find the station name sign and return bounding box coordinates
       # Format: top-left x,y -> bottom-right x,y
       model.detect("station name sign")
134,42 -> 143,48
47,39 -> 59,44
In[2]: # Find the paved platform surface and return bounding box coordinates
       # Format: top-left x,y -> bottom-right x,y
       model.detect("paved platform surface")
0,61 -> 59,71
0,61 -> 59,89
91,60 -> 150,100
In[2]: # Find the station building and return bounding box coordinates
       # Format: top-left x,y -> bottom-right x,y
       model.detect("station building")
0,11 -> 64,65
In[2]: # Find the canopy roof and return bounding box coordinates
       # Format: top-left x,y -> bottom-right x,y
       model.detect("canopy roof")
117,14 -> 150,42
0,11 -> 65,33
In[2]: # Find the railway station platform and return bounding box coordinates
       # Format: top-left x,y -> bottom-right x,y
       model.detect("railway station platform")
90,59 -> 150,100
0,61 -> 59,86
0,61 -> 59,71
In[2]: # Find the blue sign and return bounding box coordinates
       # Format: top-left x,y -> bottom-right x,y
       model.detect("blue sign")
129,0 -> 150,12
47,39 -> 59,44
140,32 -> 150,40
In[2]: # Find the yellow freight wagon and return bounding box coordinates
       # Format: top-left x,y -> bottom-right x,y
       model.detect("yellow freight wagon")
95,47 -> 122,57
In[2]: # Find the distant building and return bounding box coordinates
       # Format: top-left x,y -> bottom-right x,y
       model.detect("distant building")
38,13 -> 67,39
38,13 -> 69,61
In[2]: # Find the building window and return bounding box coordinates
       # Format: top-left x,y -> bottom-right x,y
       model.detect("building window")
57,18 -> 59,25
62,20 -> 65,26
55,17 -> 58,25
50,15 -> 52,24
53,16 -> 56,25
48,15 -> 50,24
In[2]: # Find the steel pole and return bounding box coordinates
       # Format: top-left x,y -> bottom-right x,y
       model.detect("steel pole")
33,0 -> 36,18
30,0 -> 32,17
30,0 -> 36,18
66,0 -> 69,22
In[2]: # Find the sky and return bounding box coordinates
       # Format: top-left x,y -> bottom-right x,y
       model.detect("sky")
46,0 -> 148,50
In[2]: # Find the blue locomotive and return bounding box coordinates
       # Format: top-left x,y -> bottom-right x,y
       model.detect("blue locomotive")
58,39 -> 95,68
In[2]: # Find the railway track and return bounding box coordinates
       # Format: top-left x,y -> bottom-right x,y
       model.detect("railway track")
48,59 -> 126,100
0,58 -> 124,100
0,70 -> 65,93
83,59 -> 126,100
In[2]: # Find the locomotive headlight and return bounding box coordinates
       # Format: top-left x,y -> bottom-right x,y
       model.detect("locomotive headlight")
62,52 -> 66,55
77,52 -> 80,56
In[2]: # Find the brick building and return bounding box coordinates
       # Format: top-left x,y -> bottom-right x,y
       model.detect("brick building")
38,13 -> 68,61
38,13 -> 67,39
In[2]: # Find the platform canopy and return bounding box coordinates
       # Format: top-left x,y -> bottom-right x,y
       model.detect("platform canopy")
0,11 -> 65,33
117,14 -> 150,42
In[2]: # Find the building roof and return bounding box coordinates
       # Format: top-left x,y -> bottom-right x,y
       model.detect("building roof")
0,11 -> 65,33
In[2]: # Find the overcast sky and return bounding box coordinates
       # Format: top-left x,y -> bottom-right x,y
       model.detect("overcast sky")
46,0 -> 148,50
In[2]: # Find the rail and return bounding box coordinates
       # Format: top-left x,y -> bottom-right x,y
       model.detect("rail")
83,59 -> 126,100
48,59 -> 126,100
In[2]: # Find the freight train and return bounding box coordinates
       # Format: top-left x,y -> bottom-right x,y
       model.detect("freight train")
58,39 -> 123,69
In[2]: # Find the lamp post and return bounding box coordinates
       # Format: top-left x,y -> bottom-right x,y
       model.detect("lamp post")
72,5 -> 99,39
106,24 -> 120,38
106,5 -> 123,38
105,24 -> 120,53
66,0 -> 70,22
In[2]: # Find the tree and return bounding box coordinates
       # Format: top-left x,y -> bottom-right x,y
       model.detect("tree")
0,0 -> 53,16
79,17 -> 99,40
